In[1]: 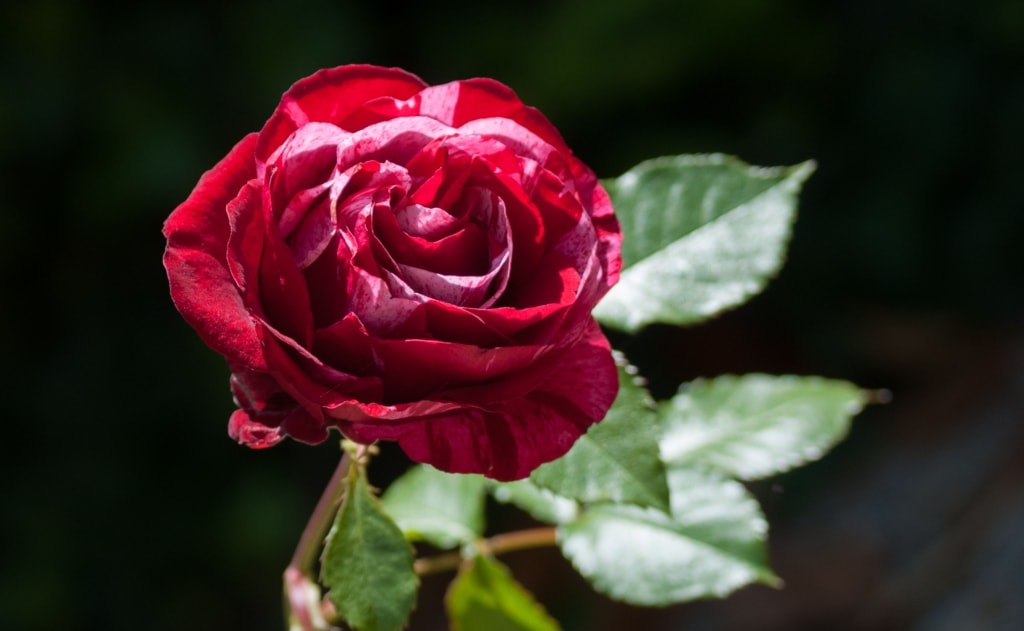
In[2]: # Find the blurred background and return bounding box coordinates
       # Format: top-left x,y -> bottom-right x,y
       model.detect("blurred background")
2,0 -> 1023,629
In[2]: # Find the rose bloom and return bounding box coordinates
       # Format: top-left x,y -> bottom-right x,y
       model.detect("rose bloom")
163,65 -> 621,480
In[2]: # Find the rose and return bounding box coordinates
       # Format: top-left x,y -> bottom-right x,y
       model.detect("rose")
163,65 -> 622,480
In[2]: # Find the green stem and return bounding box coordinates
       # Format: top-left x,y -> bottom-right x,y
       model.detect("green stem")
414,526 -> 559,576
284,450 -> 352,631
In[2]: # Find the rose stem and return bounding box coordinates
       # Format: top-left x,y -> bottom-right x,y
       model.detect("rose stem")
283,450 -> 352,631
413,526 -> 558,576
290,450 -> 352,574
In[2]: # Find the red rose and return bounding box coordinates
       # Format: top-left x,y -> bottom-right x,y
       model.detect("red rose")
163,65 -> 622,480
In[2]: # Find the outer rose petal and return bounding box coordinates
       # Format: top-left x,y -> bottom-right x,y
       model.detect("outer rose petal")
394,319 -> 617,480
163,134 -> 266,370
256,65 -> 426,168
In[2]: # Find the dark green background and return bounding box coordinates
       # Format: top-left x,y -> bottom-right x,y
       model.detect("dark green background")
3,1 -> 1023,629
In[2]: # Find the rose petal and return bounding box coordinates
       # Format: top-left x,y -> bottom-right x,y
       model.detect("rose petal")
373,204 -> 485,274
334,116 -> 454,173
163,133 -> 266,370
415,79 -> 571,156
287,193 -> 334,270
258,177 -> 315,347
345,252 -> 426,335
303,234 -> 351,328
394,320 -> 617,480
226,181 -> 265,306
228,409 -> 286,449
264,122 -> 347,205
256,65 -> 426,167
311,313 -> 376,375
258,322 -> 384,420
371,337 -> 546,402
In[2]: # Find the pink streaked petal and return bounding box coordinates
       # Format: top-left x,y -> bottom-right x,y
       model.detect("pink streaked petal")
262,121 -> 347,192
335,116 -> 454,172
587,182 -> 623,287
287,194 -> 334,269
397,255 -> 507,307
395,203 -> 461,239
163,134 -> 265,370
417,79 -> 571,156
346,264 -> 424,335
437,134 -> 525,181
331,161 -> 411,229
463,161 -> 544,278
458,117 -> 561,169
256,65 -> 426,166
277,184 -> 331,240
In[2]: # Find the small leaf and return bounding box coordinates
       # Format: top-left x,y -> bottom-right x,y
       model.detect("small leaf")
530,357 -> 669,510
321,466 -> 418,631
490,479 -> 579,525
446,554 -> 562,631
594,154 -> 815,332
558,467 -> 777,606
381,464 -> 487,549
659,374 -> 864,479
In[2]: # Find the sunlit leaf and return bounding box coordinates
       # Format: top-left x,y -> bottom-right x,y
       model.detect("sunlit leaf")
660,374 -> 864,479
558,467 -> 777,605
595,154 -> 815,331
381,464 -> 487,549
490,479 -> 580,525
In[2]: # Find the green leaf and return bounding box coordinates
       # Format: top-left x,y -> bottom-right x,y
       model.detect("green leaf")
446,554 -> 561,631
381,464 -> 487,549
490,479 -> 579,525
558,467 -> 777,606
594,154 -> 815,332
321,466 -> 418,631
530,357 -> 669,510
659,374 -> 864,479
